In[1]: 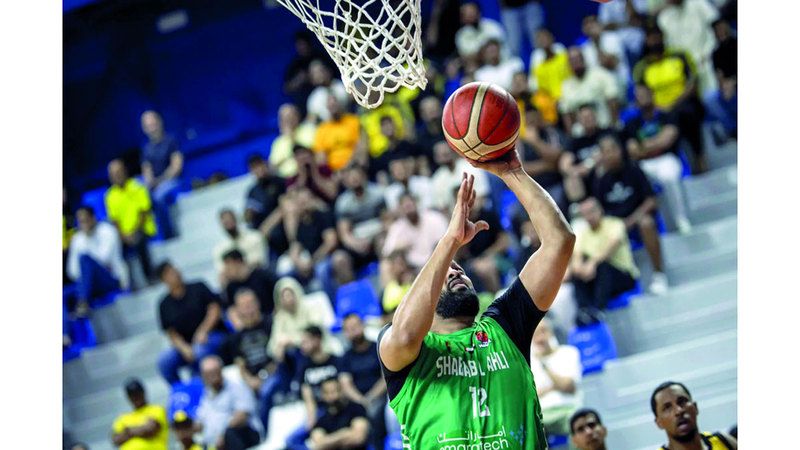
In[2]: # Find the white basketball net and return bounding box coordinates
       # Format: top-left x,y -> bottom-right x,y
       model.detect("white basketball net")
276,0 -> 428,109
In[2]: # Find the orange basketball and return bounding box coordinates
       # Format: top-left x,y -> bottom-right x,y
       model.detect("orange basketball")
442,82 -> 520,162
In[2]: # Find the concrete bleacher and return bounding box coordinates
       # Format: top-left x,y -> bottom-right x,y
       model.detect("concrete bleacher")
64,152 -> 738,449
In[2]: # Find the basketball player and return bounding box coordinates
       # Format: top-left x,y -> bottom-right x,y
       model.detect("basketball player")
652,381 -> 738,450
378,151 -> 575,449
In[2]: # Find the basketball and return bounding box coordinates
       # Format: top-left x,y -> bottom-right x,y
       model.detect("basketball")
442,81 -> 521,162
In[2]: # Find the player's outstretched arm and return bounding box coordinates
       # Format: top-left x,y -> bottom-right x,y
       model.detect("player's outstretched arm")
467,151 -> 575,311
379,174 -> 488,372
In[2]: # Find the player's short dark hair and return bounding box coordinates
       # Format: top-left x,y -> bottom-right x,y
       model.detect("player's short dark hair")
124,378 -> 145,396
570,408 -> 602,435
304,325 -> 324,339
222,249 -> 245,263
650,381 -> 692,415
247,153 -> 266,167
75,205 -> 96,217
156,261 -> 174,279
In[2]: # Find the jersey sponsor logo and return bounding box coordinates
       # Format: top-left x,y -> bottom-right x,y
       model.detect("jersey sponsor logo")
437,426 -> 510,450
435,351 -> 511,378
475,331 -> 491,348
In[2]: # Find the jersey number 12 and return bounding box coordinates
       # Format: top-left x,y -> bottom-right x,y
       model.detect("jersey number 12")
469,386 -> 491,418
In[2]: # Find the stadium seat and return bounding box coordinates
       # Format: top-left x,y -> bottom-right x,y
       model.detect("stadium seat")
547,434 -> 569,448
568,321 -> 618,375
605,281 -> 642,310
63,317 -> 98,362
498,189 -> 518,231
80,187 -> 109,222
332,278 -> 382,331
168,376 -> 205,420
356,261 -> 380,279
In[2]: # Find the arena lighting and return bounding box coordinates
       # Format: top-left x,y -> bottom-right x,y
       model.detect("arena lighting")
157,9 -> 189,34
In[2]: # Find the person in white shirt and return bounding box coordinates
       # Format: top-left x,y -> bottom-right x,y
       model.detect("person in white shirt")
530,318 -> 583,436
597,0 -> 650,59
269,104 -> 317,178
67,206 -> 129,316
383,151 -> 433,213
474,39 -> 525,91
305,61 -> 350,124
581,15 -> 630,95
455,2 -> 507,62
560,47 -> 621,135
213,209 -> 267,277
430,141 -> 489,214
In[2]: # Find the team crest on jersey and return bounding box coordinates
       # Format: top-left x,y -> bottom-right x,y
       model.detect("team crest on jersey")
475,331 -> 491,348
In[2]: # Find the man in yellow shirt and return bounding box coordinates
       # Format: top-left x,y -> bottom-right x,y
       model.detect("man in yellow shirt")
111,379 -> 169,450
571,197 -> 639,311
105,159 -> 157,283
312,94 -> 361,171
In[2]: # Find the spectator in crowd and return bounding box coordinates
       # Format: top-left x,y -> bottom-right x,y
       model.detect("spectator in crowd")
335,163 -> 386,279
571,198 -> 639,310
338,314 -> 387,449
430,141 -> 489,214
270,103 -> 318,178
474,39 -> 525,91
140,110 -> 182,240
213,208 -> 267,276
288,145 -> 339,204
651,381 -> 738,450
222,249 -> 278,320
384,150 -> 433,212
369,116 -> 422,183
459,195 -> 511,293
171,410 -> 203,450
222,289 -> 277,434
528,28 -> 571,125
423,0 -> 461,62
705,18 -> 737,141
498,0 -> 543,59
558,106 -> 609,206
274,187 -> 339,298
657,0 -> 720,94
196,355 -> 262,450
309,378 -> 371,450
379,250 -> 415,316
518,104 -> 567,214
633,25 -> 707,173
306,61 -> 350,124
415,96 -> 446,161
580,15 -> 630,93
593,134 -> 669,294
286,326 -> 343,447
530,318 -> 583,436
156,262 -> 228,385
70,444 -> 90,450
624,84 -> 693,234
570,408 -> 609,450
244,154 -> 286,237
596,0 -> 648,60
283,31 -> 328,113
313,95 -> 362,172
269,277 -> 329,361
66,206 -> 129,317
560,47 -> 620,135
454,2 -> 507,64
105,158 -> 157,284
111,378 -> 169,450
382,192 -> 449,270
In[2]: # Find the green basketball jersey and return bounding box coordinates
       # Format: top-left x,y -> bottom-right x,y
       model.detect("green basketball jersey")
388,315 -> 547,450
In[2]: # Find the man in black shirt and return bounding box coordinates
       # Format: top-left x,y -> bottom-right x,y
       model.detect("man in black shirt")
591,135 -> 668,295
310,378 -> 370,450
559,105 -> 611,207
339,314 -> 387,450
156,262 -> 228,385
460,197 -> 511,294
222,249 -> 278,319
285,326 -> 342,448
519,104 -> 566,214
244,154 -> 286,235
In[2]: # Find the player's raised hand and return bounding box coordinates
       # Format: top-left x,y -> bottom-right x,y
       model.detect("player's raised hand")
445,172 -> 490,246
465,147 -> 522,178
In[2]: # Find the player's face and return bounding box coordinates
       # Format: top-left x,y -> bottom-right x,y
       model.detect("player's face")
437,262 -> 479,319
443,262 -> 474,293
655,385 -> 699,442
571,414 -> 607,450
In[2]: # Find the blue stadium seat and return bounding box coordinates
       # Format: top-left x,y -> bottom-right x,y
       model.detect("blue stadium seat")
168,376 -> 205,420
548,434 -> 570,448
568,321 -> 618,375
605,281 -> 642,310
499,188 -> 518,232
332,278 -> 382,331
63,317 -> 98,362
384,432 -> 405,450
356,261 -> 380,279
80,187 -> 109,222
90,289 -> 123,309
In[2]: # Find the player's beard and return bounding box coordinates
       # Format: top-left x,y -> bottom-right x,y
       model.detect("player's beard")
436,288 -> 480,319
